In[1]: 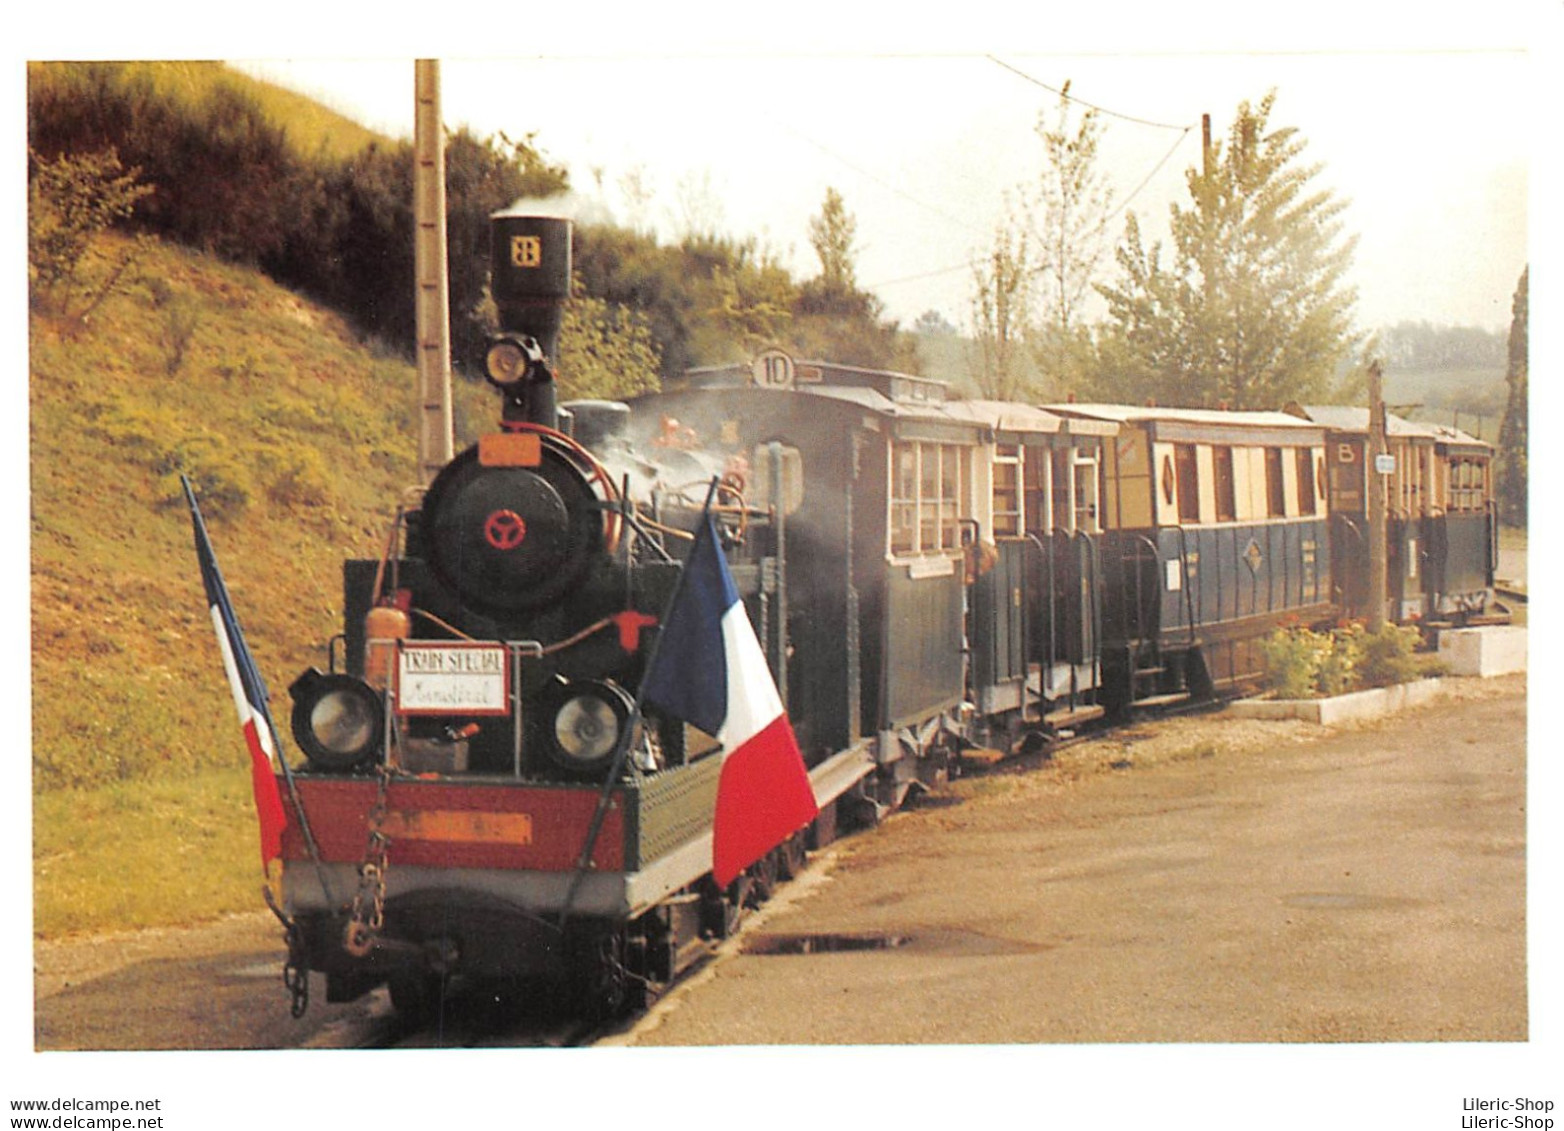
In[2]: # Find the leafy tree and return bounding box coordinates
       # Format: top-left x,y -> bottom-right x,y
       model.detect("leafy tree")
1021,86 -> 1116,398
969,214 -> 1032,399
912,309 -> 957,337
1496,267 -> 1527,526
28,147 -> 153,297
27,146 -> 155,325
556,277 -> 662,401
808,186 -> 859,293
1096,91 -> 1359,408
1380,321 -> 1505,370
793,187 -> 916,371
1027,83 -> 1115,335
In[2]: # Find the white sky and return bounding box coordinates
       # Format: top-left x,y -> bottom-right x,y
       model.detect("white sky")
231,41 -> 1531,335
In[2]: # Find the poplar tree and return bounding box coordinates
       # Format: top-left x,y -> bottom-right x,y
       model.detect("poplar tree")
1496,267 -> 1528,526
1097,91 -> 1359,408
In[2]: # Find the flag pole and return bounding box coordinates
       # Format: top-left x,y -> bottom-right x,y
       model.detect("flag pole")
181,475 -> 335,904
559,477 -> 723,927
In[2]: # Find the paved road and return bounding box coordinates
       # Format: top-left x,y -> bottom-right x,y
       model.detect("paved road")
622,678 -> 1527,1045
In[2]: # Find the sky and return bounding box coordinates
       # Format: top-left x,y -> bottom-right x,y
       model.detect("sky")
231,42 -> 1530,336
8,2 -> 1562,1127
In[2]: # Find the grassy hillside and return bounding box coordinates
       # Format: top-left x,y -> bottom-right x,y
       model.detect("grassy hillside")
29,60 -> 389,161
29,234 -> 493,935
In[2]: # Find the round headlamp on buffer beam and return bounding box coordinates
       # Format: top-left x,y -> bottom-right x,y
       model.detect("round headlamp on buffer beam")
487,210 -> 571,430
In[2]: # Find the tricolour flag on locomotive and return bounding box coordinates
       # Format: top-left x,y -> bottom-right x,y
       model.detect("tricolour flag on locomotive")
183,476 -> 289,869
641,511 -> 818,887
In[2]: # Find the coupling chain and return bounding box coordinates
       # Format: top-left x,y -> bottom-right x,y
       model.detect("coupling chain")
344,762 -> 394,958
283,922 -> 310,1018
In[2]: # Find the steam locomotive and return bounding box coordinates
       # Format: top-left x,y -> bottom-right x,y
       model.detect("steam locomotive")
260,210 -> 1501,1022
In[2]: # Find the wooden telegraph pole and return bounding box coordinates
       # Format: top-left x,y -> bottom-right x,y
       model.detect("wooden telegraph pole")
1367,359 -> 1388,630
413,59 -> 454,484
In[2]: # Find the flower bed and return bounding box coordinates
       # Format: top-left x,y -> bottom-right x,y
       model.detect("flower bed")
1229,677 -> 1448,725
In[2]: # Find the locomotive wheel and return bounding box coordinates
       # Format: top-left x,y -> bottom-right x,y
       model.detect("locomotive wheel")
776,832 -> 808,881
567,928 -> 638,1020
701,875 -> 751,940
748,851 -> 780,904
388,971 -> 447,1026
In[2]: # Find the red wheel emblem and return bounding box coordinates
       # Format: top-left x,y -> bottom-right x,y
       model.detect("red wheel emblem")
484,509 -> 528,550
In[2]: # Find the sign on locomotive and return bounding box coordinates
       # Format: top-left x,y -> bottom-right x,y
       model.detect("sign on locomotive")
186,210 -> 1502,1023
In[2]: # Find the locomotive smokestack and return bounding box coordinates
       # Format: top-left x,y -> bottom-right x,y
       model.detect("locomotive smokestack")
487,210 -> 572,429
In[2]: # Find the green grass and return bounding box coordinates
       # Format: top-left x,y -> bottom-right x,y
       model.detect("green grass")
33,768 -> 264,938
28,232 -> 501,937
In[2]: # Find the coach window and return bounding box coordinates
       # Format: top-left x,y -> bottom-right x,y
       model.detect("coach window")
892,439 -> 967,556
1213,446 -> 1237,523
1449,457 -> 1485,512
1074,449 -> 1101,532
940,443 -> 965,548
891,443 -> 917,554
1296,448 -> 1317,516
1024,447 -> 1051,534
1265,448 -> 1286,518
1174,444 -> 1200,524
1050,449 -> 1072,531
992,444 -> 1022,537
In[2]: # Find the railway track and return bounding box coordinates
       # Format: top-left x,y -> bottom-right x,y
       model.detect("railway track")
314,700 -> 1229,1048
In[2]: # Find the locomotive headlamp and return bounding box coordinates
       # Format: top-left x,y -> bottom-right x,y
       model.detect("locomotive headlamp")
289,669 -> 384,772
485,333 -> 544,388
543,679 -> 633,775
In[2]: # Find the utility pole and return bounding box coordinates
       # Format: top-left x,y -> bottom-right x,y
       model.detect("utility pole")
413,59 -> 454,485
1367,358 -> 1388,630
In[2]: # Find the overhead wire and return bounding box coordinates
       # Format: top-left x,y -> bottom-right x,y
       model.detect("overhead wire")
984,55 -> 1196,132
773,56 -> 1202,296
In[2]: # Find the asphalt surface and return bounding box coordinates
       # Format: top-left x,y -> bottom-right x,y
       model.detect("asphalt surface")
620,677 -> 1527,1044
32,677 -> 1526,1051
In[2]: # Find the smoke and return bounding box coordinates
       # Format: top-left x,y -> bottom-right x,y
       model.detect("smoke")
501,191 -> 616,228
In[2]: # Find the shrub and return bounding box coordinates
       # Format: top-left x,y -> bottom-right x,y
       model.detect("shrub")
1260,627 -> 1331,699
1357,622 -> 1423,688
1260,620 -> 1425,698
265,448 -> 334,508
28,146 -> 154,307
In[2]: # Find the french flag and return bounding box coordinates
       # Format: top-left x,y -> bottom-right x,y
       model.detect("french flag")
642,512 -> 818,887
183,478 -> 289,869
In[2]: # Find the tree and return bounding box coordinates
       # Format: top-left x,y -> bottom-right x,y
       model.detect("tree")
27,146 -> 154,323
557,277 -> 662,401
912,309 -> 957,337
793,188 -> 915,371
1097,91 -> 1360,408
969,215 -> 1032,400
1027,83 -> 1115,335
807,186 -> 859,293
1496,267 -> 1527,526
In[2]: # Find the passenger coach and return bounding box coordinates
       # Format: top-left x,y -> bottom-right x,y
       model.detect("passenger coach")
1288,405 -> 1500,626
1048,404 -> 1333,709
